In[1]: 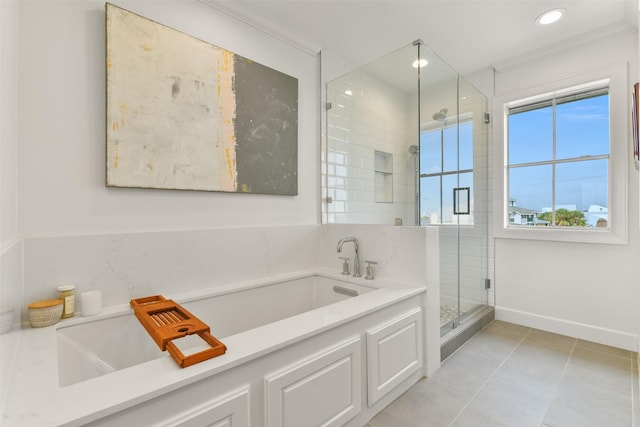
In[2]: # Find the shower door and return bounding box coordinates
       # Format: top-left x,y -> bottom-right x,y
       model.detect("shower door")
416,46 -> 490,337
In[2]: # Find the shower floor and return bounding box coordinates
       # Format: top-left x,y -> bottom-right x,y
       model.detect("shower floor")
440,304 -> 482,327
441,304 -> 464,327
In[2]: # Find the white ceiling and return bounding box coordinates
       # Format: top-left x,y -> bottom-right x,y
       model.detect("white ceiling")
214,0 -> 638,76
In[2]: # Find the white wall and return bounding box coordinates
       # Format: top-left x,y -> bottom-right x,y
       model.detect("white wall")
492,30 -> 640,350
0,0 -> 18,245
17,0 -> 320,237
0,0 -> 22,412
0,0 -> 20,307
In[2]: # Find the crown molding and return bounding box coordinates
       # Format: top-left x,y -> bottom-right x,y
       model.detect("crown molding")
199,0 -> 322,57
492,22 -> 638,72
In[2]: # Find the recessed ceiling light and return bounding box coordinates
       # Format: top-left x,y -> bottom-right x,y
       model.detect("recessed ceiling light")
412,58 -> 428,68
344,89 -> 353,96
535,8 -> 566,25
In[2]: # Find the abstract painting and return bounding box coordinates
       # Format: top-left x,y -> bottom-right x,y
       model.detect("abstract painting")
105,3 -> 298,195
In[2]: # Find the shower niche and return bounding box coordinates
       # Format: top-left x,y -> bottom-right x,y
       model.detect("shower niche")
323,41 -> 492,349
374,151 -> 393,203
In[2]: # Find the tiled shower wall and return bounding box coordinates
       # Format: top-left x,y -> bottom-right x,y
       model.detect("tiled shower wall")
325,69 -> 416,225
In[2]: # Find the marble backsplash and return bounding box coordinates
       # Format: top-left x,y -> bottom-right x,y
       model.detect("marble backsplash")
10,223 -> 438,324
321,223 -> 432,285
0,240 -> 22,325
22,225 -> 321,321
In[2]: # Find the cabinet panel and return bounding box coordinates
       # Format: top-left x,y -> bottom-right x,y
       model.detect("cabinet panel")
159,386 -> 249,427
265,336 -> 361,427
367,308 -> 423,405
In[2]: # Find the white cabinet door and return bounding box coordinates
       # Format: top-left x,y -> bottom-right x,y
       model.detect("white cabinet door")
265,336 -> 361,427
158,386 -> 250,427
367,308 -> 423,405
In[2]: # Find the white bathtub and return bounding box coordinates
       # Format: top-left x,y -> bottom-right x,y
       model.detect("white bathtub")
57,275 -> 376,387
3,270 -> 426,427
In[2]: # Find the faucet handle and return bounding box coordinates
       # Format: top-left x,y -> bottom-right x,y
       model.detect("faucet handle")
364,260 -> 378,280
339,257 -> 351,276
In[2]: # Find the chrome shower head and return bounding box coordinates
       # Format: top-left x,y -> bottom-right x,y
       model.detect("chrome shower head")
433,108 -> 448,121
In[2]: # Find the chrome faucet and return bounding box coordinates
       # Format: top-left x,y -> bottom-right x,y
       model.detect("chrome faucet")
337,237 -> 361,278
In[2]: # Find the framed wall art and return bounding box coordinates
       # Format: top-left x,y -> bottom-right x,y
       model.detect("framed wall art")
106,3 -> 299,195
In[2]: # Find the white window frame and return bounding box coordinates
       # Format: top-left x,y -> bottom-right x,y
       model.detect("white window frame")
493,64 -> 628,244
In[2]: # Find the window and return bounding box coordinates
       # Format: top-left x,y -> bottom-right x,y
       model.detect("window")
494,64 -> 628,244
506,83 -> 609,229
419,120 -> 473,225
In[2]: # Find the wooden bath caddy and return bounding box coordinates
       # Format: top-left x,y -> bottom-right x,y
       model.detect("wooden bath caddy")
130,295 -> 226,368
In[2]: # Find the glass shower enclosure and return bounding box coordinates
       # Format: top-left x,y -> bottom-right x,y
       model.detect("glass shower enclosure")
324,41 -> 491,340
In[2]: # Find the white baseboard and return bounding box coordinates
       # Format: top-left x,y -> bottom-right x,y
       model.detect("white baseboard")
495,306 -> 639,352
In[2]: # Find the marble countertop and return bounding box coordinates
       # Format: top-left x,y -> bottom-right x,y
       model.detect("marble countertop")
0,269 -> 426,427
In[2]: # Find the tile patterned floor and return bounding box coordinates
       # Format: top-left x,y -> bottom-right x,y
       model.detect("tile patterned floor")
366,321 -> 640,427
440,305 -> 463,327
440,304 -> 485,328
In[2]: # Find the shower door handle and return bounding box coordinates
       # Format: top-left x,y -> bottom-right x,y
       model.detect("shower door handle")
453,187 -> 470,215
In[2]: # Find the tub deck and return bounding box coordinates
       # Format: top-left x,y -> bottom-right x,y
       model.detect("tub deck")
57,275 -> 376,387
0,269 -> 426,427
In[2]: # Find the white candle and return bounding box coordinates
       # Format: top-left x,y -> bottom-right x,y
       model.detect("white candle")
81,290 -> 102,317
